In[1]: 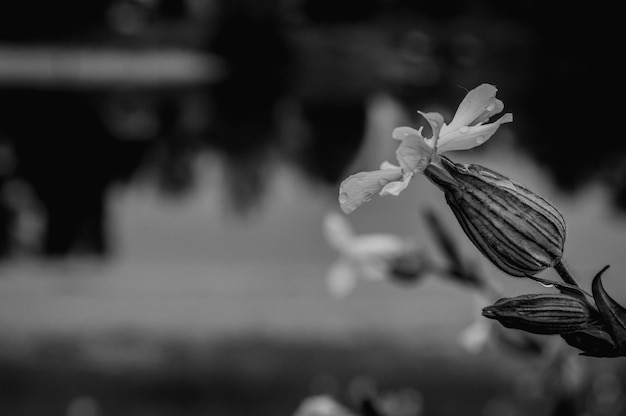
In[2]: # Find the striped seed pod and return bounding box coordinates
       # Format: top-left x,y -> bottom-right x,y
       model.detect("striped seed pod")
482,293 -> 590,335
425,157 -> 566,277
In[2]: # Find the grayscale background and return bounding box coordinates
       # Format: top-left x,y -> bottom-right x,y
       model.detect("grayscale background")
0,1 -> 622,415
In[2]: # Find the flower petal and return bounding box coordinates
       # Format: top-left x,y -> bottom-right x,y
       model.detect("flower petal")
349,234 -> 409,259
473,98 -> 504,126
323,212 -> 354,253
417,111 -> 445,143
437,113 -> 512,153
392,126 -> 422,141
395,132 -> 433,174
380,171 -> 413,196
445,84 -> 499,133
293,396 -> 354,416
380,160 -> 400,170
458,320 -> 492,354
326,259 -> 358,298
339,168 -> 403,214
357,258 -> 388,282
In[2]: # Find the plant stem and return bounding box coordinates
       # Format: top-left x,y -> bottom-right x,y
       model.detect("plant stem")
554,261 -> 579,287
553,260 -> 598,311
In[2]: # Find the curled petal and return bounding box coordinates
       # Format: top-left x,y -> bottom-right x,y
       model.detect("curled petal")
380,171 -> 413,196
339,168 -> 403,214
445,84 -> 500,132
436,113 -> 513,153
417,111 -> 445,143
395,133 -> 433,174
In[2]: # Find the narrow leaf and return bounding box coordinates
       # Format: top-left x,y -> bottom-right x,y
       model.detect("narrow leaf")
561,323 -> 621,358
591,265 -> 626,354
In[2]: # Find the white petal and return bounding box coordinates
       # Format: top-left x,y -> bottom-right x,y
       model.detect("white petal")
338,168 -> 403,214
293,396 -> 353,416
417,111 -> 444,142
357,258 -> 388,282
350,234 -> 408,258
392,126 -> 422,141
380,160 -> 400,170
445,84 -> 499,132
458,320 -> 492,354
323,212 -> 354,253
326,259 -> 358,298
472,98 -> 504,126
380,171 -> 413,196
437,113 -> 512,153
396,135 -> 433,174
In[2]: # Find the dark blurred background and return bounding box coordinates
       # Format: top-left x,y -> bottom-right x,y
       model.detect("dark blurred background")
0,1 -> 624,415
0,0 -> 621,260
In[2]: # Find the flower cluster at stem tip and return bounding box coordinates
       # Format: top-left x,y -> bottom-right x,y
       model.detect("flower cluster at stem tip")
338,83 -> 512,214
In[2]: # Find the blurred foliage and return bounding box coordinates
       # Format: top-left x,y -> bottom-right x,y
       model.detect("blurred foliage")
0,334 -> 514,416
1,333 -> 624,416
0,0 -> 621,260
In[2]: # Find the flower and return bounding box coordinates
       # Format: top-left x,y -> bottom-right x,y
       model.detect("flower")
323,212 -> 429,297
458,293 -> 494,354
292,395 -> 356,416
458,318 -> 492,354
426,157 -> 566,277
339,83 -> 512,214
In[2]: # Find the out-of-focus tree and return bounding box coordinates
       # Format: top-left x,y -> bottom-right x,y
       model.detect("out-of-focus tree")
0,0 -> 622,261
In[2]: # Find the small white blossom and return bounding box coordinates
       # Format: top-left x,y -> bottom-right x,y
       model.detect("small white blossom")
292,395 -> 355,416
458,319 -> 492,354
339,83 -> 512,214
323,212 -> 421,298
458,293 -> 494,354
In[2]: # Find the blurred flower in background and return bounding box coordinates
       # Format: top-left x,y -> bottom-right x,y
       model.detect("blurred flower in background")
293,395 -> 356,416
323,212 -> 432,297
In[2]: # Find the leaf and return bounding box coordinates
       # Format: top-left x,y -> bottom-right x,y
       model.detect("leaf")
561,323 -> 621,358
591,265 -> 626,354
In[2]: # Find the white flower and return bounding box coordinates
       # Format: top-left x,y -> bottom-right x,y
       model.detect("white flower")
458,293 -> 495,354
292,395 -> 356,416
339,83 -> 513,214
458,319 -> 492,354
323,212 -> 420,298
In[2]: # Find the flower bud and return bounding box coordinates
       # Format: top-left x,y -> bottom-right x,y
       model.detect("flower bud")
482,294 -> 591,335
425,157 -> 566,277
